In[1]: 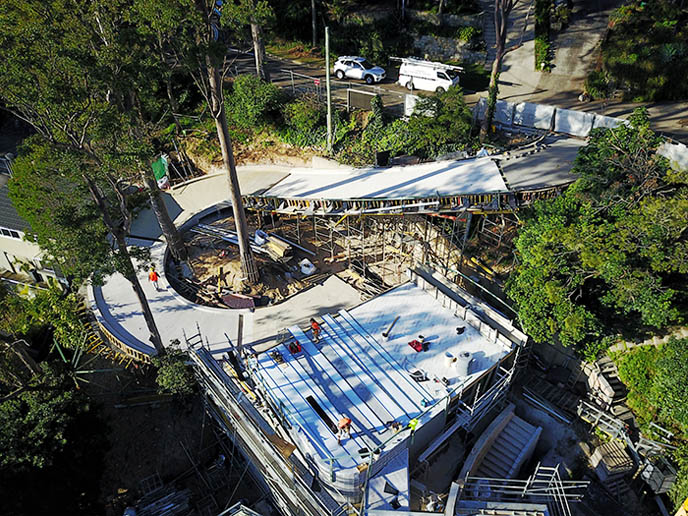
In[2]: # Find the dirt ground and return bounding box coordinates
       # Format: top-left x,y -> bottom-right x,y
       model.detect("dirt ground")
77,356 -> 262,516
178,212 -> 350,308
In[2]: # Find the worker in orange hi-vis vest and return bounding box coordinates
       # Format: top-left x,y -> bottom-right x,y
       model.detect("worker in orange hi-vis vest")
337,415 -> 352,445
148,267 -> 160,291
310,318 -> 321,342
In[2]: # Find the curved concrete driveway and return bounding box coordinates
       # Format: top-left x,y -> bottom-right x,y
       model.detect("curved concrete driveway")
90,165 -> 363,358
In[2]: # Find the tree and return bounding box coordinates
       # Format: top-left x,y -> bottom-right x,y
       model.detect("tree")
9,139 -> 166,355
133,0 -> 260,283
0,0 -> 188,263
0,362 -> 86,469
480,0 -> 521,141
312,0 -> 318,46
226,0 -> 274,81
152,340 -> 196,397
506,109 -> 688,352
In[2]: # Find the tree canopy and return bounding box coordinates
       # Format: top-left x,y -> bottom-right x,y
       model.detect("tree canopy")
506,109 -> 688,354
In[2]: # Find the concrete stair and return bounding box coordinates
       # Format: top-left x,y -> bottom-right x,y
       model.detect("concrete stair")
459,403 -> 542,481
475,415 -> 538,478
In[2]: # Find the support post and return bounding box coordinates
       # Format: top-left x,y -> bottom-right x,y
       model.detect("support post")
325,26 -> 333,153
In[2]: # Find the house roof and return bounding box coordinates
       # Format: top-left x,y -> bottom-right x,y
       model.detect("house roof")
0,184 -> 29,232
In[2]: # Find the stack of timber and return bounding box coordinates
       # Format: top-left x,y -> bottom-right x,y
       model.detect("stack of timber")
191,224 -> 294,263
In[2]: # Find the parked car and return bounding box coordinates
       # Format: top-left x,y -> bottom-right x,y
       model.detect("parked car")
396,57 -> 461,93
333,56 -> 386,84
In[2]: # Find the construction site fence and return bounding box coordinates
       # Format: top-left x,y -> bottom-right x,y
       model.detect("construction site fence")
272,68 -> 405,115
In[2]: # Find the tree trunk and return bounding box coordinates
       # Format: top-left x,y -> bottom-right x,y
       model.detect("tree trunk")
438,0 -> 445,15
141,169 -> 188,262
251,22 -> 269,81
166,77 -> 183,135
311,0 -> 317,47
82,174 -> 166,355
208,67 -> 260,284
480,51 -> 503,141
114,232 -> 166,355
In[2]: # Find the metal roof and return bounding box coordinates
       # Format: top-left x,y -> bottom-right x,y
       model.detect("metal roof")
0,184 -> 29,232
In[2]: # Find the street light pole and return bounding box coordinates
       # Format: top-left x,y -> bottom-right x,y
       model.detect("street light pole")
325,26 -> 333,154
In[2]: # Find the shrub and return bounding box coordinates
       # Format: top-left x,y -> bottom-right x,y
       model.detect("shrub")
152,340 -> 196,397
601,0 -> 688,100
281,95 -> 327,147
534,35 -> 551,71
458,26 -> 479,42
534,0 -> 552,71
225,74 -> 285,130
584,70 -> 609,99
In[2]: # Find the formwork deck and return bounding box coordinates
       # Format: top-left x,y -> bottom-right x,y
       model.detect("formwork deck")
261,158 -> 507,200
254,282 -> 512,472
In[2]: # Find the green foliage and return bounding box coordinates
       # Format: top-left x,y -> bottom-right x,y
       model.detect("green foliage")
152,340 -> 196,397
337,87 -> 474,165
602,0 -> 688,100
0,282 -> 89,351
506,109 -> 688,353
650,338 -> 688,430
534,0 -> 552,71
616,346 -> 659,424
534,35 -> 551,71
670,444 -> 688,511
225,74 -> 285,130
458,25 -> 480,42
582,335 -> 617,363
584,70 -> 609,100
553,5 -> 571,27
281,95 -> 327,147
8,138 -> 122,285
0,363 -> 88,470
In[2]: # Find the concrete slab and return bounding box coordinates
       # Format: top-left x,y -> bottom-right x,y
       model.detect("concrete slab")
89,238 -> 361,356
592,114 -> 627,130
495,100 -> 515,126
130,167 -> 290,239
513,102 -> 555,130
262,158 -> 508,200
500,136 -> 585,190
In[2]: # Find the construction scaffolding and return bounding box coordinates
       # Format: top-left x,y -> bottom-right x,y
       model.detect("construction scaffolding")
456,463 -> 590,516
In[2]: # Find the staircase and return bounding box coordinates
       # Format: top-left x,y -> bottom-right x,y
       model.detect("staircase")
459,403 -> 542,481
480,0 -> 498,70
475,415 -> 540,478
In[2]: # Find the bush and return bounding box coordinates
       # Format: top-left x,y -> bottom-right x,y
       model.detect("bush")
458,26 -> 479,42
534,35 -> 551,71
225,74 -> 284,130
534,0 -> 552,71
601,0 -> 688,100
152,340 -> 196,397
584,70 -> 609,99
282,95 -> 326,146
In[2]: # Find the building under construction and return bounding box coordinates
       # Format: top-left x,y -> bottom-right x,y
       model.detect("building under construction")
188,264 -> 590,515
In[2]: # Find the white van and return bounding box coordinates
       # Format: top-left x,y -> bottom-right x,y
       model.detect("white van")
394,57 -> 462,93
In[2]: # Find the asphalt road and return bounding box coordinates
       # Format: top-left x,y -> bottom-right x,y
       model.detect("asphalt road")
228,50 -> 415,114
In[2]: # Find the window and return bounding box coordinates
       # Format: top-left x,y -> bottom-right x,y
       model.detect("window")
0,227 -> 22,239
360,60 -> 374,70
437,72 -> 449,80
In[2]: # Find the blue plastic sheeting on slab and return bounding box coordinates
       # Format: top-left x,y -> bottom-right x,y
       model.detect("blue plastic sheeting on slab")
324,313 -> 424,417
336,310 -> 434,403
286,326 -> 384,442
318,320 -> 402,424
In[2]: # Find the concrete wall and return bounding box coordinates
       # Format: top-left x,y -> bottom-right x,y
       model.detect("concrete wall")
0,234 -> 58,282
413,35 -> 486,63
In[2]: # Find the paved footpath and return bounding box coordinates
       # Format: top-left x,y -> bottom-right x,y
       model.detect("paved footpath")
93,166 -> 363,357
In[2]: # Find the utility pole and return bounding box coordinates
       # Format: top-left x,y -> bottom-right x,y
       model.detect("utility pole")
325,26 -> 333,154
